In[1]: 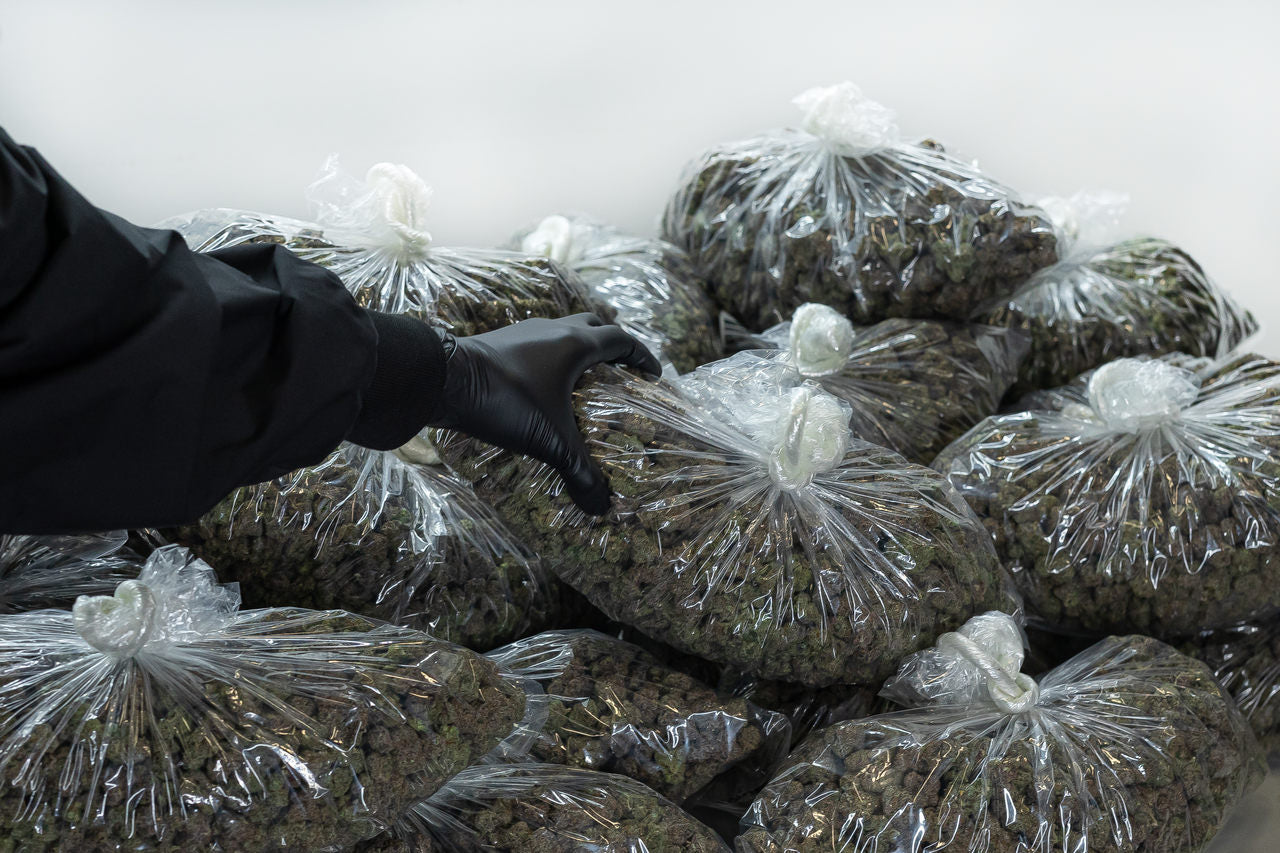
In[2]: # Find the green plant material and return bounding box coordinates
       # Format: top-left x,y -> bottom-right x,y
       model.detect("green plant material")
0,532 -> 132,613
662,134 -> 1057,331
981,238 -> 1259,398
512,216 -> 723,373
487,630 -> 790,803
434,365 -> 1009,688
164,445 -> 578,652
1182,620 -> 1280,754
617,628 -> 888,750
355,765 -> 731,853
938,352 -> 1280,638
739,635 -> 1264,853
729,315 -> 1028,464
180,209 -> 596,334
723,674 -> 889,749
0,552 -> 526,852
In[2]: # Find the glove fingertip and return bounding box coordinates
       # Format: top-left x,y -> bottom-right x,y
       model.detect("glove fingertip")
570,479 -> 613,516
562,456 -> 612,516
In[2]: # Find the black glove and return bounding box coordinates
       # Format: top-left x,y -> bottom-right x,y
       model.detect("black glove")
430,313 -> 661,515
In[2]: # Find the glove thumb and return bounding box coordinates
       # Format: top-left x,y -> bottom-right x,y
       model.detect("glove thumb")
552,426 -> 612,516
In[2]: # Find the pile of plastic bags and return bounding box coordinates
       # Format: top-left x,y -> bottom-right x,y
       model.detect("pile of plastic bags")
2,80 -> 1273,851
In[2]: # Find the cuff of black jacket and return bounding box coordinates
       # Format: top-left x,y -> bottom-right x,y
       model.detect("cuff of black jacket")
346,311 -> 448,451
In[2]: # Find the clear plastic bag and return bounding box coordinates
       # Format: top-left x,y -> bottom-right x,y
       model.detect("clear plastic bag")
721,673 -> 889,749
512,214 -> 723,374
1183,619 -> 1280,754
163,439 -> 581,651
662,82 -> 1058,331
354,764 -> 731,852
0,545 -> 528,852
157,157 -> 594,334
937,352 -> 1280,638
435,354 -> 1012,687
739,611 -> 1264,853
977,191 -> 1258,397
722,303 -> 1028,463
613,628 -> 889,749
0,531 -> 132,612
484,629 -> 791,804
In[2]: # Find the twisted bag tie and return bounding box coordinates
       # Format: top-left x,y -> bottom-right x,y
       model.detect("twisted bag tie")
73,579 -> 158,658
788,302 -> 856,377
793,81 -> 899,157
936,629 -> 1041,714
522,215 -> 581,266
1085,358 -> 1201,433
768,386 -> 850,490
365,162 -> 434,256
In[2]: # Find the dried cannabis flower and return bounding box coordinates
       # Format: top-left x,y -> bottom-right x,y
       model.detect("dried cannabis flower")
1182,619 -> 1280,754
486,629 -> 791,803
514,215 -> 723,374
740,613 -> 1264,853
978,192 -> 1256,397
937,353 -> 1280,638
662,83 -> 1057,330
724,303 -> 1028,463
0,546 -> 527,852
435,357 -> 1011,687
355,765 -> 731,853
164,443 -> 577,652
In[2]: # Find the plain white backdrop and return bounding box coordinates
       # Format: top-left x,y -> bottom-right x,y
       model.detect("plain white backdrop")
2,1 -> 1278,357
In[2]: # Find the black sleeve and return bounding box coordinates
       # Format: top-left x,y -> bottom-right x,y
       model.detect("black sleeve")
0,127 -> 447,535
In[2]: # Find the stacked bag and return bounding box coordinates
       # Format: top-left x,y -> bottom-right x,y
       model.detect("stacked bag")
0,80 -> 1272,851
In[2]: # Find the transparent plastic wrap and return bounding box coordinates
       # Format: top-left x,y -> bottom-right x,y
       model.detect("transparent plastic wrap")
484,629 -> 791,804
354,764 -> 731,853
977,191 -> 1258,396
662,82 -> 1058,330
739,612 -> 1264,853
1182,619 -> 1280,754
937,352 -> 1280,638
163,439 -> 579,651
0,546 -> 528,852
614,629 -> 888,749
0,531 -> 132,612
513,214 -> 723,374
157,157 -> 594,333
434,354 -> 1012,687
723,303 -> 1028,463
721,673 -> 889,749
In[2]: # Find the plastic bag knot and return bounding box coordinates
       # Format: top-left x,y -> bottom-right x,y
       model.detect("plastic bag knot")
365,163 -> 433,255
394,433 -> 442,467
936,627 -> 1040,714
787,303 -> 856,377
768,386 -> 850,489
1087,358 -> 1201,433
793,82 -> 898,156
522,215 -> 582,265
72,546 -> 239,660
1037,190 -> 1129,257
884,612 -> 1040,714
73,579 -> 158,658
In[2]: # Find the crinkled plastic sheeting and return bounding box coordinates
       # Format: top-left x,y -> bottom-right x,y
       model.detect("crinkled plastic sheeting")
662,82 -> 1057,330
739,612 -> 1263,853
938,352 -> 1280,638
436,355 -> 1013,687
0,546 -> 527,851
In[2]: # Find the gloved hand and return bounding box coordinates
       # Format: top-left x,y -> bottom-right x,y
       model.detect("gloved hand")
430,313 -> 661,515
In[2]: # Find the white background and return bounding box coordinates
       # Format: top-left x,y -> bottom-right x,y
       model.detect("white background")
1,0 -> 1277,361
1,3 -> 1278,847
